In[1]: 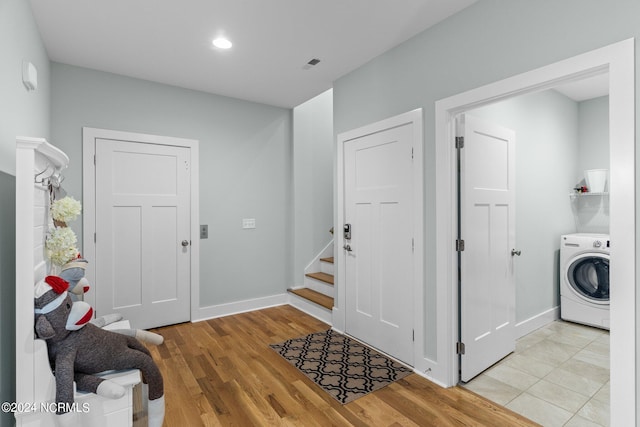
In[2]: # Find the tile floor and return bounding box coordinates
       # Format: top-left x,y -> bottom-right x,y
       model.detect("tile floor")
462,320 -> 610,427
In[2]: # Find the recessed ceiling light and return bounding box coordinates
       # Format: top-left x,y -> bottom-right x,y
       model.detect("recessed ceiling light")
212,37 -> 232,49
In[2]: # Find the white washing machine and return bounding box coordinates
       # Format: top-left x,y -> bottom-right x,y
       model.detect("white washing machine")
560,233 -> 610,330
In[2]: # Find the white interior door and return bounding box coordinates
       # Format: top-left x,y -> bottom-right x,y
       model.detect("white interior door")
460,114 -> 516,382
344,123 -> 414,365
95,139 -> 191,330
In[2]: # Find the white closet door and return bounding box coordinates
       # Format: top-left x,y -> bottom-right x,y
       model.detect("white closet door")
460,114 -> 516,382
95,138 -> 191,329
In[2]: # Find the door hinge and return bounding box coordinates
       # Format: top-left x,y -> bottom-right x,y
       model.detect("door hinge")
455,136 -> 464,149
411,147 -> 414,159
456,239 -> 465,251
94,232 -> 96,243
412,329 -> 415,341
94,154 -> 96,165
456,342 -> 466,355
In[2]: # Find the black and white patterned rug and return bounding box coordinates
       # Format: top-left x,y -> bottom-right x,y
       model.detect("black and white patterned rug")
270,329 -> 412,404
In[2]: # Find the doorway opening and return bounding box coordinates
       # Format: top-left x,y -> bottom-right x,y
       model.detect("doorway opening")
82,127 -> 201,327
434,39 -> 634,425
458,83 -> 611,424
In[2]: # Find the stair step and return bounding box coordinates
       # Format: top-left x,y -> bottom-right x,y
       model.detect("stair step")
288,288 -> 334,310
305,272 -> 334,285
320,257 -> 334,264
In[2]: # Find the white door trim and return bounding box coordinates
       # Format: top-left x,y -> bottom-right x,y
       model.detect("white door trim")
82,127 -> 200,323
435,39 -> 635,425
335,108 -> 424,367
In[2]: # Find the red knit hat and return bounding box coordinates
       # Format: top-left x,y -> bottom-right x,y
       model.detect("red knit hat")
45,275 -> 69,294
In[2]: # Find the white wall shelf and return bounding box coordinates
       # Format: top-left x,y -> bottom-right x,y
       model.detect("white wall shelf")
569,192 -> 609,198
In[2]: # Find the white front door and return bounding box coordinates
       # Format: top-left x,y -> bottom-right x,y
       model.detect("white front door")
459,114 -> 516,382
95,139 -> 191,329
344,123 -> 414,365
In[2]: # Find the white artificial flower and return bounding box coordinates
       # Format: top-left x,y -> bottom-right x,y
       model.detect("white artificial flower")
50,196 -> 82,223
46,227 -> 78,266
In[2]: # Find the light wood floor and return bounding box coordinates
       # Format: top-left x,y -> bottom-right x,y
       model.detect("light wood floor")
137,305 -> 539,426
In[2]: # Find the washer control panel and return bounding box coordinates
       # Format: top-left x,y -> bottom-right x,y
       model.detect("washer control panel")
592,239 -> 610,248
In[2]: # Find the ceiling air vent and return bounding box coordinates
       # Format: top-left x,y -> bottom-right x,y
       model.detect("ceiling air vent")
303,58 -> 321,70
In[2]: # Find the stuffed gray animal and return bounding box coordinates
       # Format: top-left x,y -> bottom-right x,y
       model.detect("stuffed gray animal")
34,276 -> 165,427
59,256 -> 89,302
58,256 -> 164,346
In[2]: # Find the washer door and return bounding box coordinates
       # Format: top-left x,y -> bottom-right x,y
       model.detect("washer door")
565,252 -> 609,304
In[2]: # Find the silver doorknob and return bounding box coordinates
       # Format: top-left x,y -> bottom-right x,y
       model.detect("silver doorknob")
511,249 -> 521,256
182,240 -> 190,247
343,244 -> 352,252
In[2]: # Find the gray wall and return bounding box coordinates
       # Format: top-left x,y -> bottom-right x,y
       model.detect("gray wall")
333,0 -> 639,367
293,89 -> 334,282
575,96 -> 610,233
0,1 -> 50,425
578,96 -> 610,174
0,0 -> 50,175
0,173 -> 16,427
51,63 -> 293,307
469,90 -> 579,324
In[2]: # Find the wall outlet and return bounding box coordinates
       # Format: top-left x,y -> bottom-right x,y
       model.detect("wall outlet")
200,224 -> 208,239
242,218 -> 256,229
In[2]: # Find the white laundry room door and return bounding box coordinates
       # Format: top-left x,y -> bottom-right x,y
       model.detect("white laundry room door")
343,122 -> 415,365
459,114 -> 517,382
95,138 -> 191,330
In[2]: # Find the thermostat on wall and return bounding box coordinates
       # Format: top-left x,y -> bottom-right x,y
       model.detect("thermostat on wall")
22,61 -> 38,91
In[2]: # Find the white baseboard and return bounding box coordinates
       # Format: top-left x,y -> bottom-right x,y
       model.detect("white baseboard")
288,293 -> 332,325
412,368 -> 448,388
193,293 -> 288,322
194,296 -> 558,353
515,306 -> 560,339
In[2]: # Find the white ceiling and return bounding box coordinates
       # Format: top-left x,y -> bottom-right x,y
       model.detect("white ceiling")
553,73 -> 610,102
29,0 -> 477,108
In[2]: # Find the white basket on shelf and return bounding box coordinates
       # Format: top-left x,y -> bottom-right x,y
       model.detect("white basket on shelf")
585,169 -> 608,193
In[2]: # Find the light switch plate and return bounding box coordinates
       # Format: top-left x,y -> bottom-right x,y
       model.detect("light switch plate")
242,218 -> 256,229
200,224 -> 208,239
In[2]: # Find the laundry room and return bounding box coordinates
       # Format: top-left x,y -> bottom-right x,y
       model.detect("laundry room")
467,80 -> 609,329
461,79 -> 611,424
